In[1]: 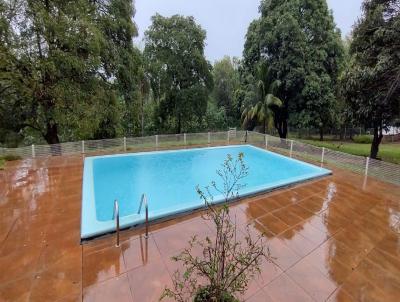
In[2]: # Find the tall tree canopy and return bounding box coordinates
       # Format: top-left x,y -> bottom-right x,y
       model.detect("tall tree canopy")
342,0 -> 400,159
0,0 -> 140,145
144,14 -> 213,134
243,0 -> 344,139
211,56 -> 240,125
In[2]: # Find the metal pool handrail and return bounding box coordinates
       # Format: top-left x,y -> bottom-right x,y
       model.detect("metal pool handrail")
137,194 -> 149,239
113,199 -> 120,247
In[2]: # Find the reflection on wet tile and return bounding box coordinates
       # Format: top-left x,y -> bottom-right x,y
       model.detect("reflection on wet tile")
257,213 -> 290,235
1,151 -> 400,301
83,274 -> 132,302
127,259 -> 172,302
121,235 -> 161,271
83,246 -> 126,287
286,258 -> 337,301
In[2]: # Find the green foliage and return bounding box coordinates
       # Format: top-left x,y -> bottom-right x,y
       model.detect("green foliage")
341,0 -> 400,158
161,153 -> 270,302
0,154 -> 21,170
241,62 -> 282,133
0,0 -> 140,145
212,56 -> 241,124
243,0 -> 344,137
144,14 -> 213,134
353,135 -> 373,144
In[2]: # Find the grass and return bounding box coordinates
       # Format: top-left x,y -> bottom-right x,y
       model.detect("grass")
0,154 -> 22,170
300,139 -> 400,164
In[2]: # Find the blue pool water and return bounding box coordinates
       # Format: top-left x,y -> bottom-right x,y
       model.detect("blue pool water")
81,145 -> 331,238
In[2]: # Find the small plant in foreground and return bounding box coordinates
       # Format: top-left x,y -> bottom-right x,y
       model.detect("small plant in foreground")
161,153 -> 271,302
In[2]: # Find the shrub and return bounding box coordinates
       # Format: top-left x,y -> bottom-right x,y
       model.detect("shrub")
353,135 -> 373,144
161,153 -> 271,302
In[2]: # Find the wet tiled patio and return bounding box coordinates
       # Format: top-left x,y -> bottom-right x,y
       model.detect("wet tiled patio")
0,152 -> 399,301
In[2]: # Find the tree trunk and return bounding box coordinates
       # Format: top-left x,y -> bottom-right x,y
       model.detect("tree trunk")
276,119 -> 287,139
141,96 -> 144,137
370,124 -> 383,159
319,127 -> 324,141
177,114 -> 182,134
44,122 -> 61,155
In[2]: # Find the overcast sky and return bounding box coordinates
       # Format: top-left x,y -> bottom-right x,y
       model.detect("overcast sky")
134,0 -> 363,63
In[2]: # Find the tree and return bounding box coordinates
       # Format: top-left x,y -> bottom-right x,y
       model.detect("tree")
212,56 -> 240,125
243,0 -> 344,139
144,14 -> 213,134
96,0 -> 142,137
241,63 -> 282,133
0,0 -> 140,146
342,0 -> 400,159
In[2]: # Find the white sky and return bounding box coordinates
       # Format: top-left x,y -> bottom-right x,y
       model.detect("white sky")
134,0 -> 363,63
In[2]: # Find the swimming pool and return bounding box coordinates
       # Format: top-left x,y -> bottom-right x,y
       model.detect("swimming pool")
81,145 -> 331,239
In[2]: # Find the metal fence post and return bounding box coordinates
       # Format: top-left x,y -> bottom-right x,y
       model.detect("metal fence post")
31,144 -> 35,158
81,140 -> 85,154
123,137 -> 127,151
321,147 -> 325,164
227,130 -> 230,143
365,157 -> 370,176
208,132 -> 211,144
155,135 -> 158,148
289,140 -> 293,157
184,133 -> 186,145
265,135 -> 268,149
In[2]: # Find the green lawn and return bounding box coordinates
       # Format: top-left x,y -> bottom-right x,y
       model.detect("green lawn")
0,158 -> 5,170
300,140 -> 400,164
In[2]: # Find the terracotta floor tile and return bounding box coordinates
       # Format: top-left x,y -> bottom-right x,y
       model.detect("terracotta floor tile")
237,278 -> 262,301
269,194 -> 293,207
267,238 -> 301,270
286,258 -> 338,301
127,259 -> 172,302
251,198 -> 282,213
326,286 -> 356,302
334,228 -> 375,256
153,217 -> 211,257
257,214 -> 290,235
307,214 -> 345,236
375,232 -> 400,259
278,230 -> 318,258
354,258 -> 400,300
291,220 -> 330,246
366,248 -> 400,281
121,235 -> 161,271
240,202 -> 269,221
297,194 -> 328,214
245,288 -> 275,302
29,252 -> 82,302
0,248 -> 42,284
0,276 -> 32,302
83,245 -> 126,287
254,257 -> 283,287
83,274 -> 133,302
342,270 -> 391,302
272,207 -> 304,227
304,240 -> 355,282
263,273 -> 314,302
287,204 -> 314,220
1,148 -> 400,301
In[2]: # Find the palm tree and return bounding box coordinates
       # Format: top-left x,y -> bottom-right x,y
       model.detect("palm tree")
241,63 -> 282,134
